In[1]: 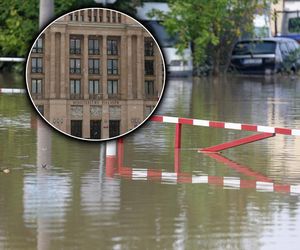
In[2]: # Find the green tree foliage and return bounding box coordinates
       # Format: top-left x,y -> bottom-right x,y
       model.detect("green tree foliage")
0,0 -> 143,58
0,0 -> 39,57
150,0 -> 276,76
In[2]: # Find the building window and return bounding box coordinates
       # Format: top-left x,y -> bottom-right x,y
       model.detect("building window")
32,37 -> 43,53
107,80 -> 118,95
70,79 -> 81,99
70,59 -> 81,74
88,59 -> 100,74
107,59 -> 118,75
109,120 -> 120,137
145,60 -> 154,75
90,120 -> 101,139
70,37 -> 81,54
145,80 -> 155,96
71,120 -> 82,137
89,80 -> 100,94
31,79 -> 42,94
31,58 -> 43,73
145,39 -> 154,56
88,38 -> 100,54
107,39 -> 118,55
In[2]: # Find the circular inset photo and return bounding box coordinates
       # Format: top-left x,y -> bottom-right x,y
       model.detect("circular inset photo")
26,8 -> 165,141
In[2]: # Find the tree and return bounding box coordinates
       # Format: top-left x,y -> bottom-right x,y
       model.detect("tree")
0,0 -> 143,59
150,0 -> 276,76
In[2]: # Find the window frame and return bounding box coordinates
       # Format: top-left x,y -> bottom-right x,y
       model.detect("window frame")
107,39 -> 118,55
107,80 -> 118,95
107,59 -> 118,75
88,59 -> 100,74
70,58 -> 81,74
145,60 -> 154,75
32,37 -> 43,53
31,57 -> 43,73
70,37 -> 81,54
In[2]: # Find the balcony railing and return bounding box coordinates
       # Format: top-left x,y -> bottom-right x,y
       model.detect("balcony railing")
70,68 -> 81,74
88,69 -> 100,74
70,48 -> 81,54
31,67 -> 43,73
32,48 -> 43,53
88,49 -> 100,55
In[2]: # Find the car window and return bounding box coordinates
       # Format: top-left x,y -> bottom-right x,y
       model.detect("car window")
279,42 -> 289,55
232,41 -> 276,55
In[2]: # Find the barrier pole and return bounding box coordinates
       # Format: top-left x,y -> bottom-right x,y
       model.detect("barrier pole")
175,123 -> 182,148
199,132 -> 275,152
174,148 -> 181,173
106,141 -> 117,177
117,138 -> 124,171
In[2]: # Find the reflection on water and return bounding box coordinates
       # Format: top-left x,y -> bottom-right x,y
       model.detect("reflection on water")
1,75 -> 300,249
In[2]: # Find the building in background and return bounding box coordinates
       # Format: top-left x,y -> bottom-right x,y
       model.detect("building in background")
27,8 -> 164,140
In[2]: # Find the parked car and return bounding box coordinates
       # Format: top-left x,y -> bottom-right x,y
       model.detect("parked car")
230,37 -> 300,74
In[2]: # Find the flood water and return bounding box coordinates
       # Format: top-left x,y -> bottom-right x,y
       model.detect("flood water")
1,74 -> 300,249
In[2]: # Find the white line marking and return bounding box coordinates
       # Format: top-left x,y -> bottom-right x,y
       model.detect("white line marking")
257,126 -> 275,133
224,123 -> 242,130
163,116 -> 179,123
291,129 -> 300,136
290,185 -> 300,194
192,175 -> 208,183
193,119 -> 210,127
224,177 -> 240,188
256,181 -> 274,192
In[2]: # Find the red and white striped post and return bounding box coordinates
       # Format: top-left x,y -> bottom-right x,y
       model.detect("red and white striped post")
117,138 -> 124,171
106,141 -> 117,177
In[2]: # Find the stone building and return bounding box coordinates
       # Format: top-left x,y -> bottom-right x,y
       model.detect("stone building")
27,8 -> 164,139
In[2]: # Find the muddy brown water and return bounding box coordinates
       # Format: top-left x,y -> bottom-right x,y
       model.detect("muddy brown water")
0,74 -> 300,249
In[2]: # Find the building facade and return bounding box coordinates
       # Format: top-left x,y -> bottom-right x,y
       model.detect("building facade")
27,8 -> 164,139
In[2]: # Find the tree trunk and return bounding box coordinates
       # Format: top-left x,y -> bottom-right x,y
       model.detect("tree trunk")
212,46 -> 220,76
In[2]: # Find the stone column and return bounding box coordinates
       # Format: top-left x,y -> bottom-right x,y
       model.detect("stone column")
83,34 -> 89,99
136,33 -> 143,99
102,35 -> 108,99
120,35 -> 127,99
44,30 -> 51,99
82,105 -> 90,138
49,30 -> 56,99
127,35 -> 133,99
84,9 -> 88,22
60,31 -> 66,99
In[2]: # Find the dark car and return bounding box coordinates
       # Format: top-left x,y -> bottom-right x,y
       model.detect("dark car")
230,37 -> 300,74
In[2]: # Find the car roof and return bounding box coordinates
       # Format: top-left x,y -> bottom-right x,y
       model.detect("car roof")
237,37 -> 297,43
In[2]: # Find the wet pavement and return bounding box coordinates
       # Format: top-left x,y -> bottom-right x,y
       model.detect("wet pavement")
1,74 -> 300,249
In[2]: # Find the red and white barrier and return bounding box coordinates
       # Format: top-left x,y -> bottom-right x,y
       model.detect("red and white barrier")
0,88 -> 26,94
150,115 -> 300,150
150,115 -> 300,136
118,167 -> 300,195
